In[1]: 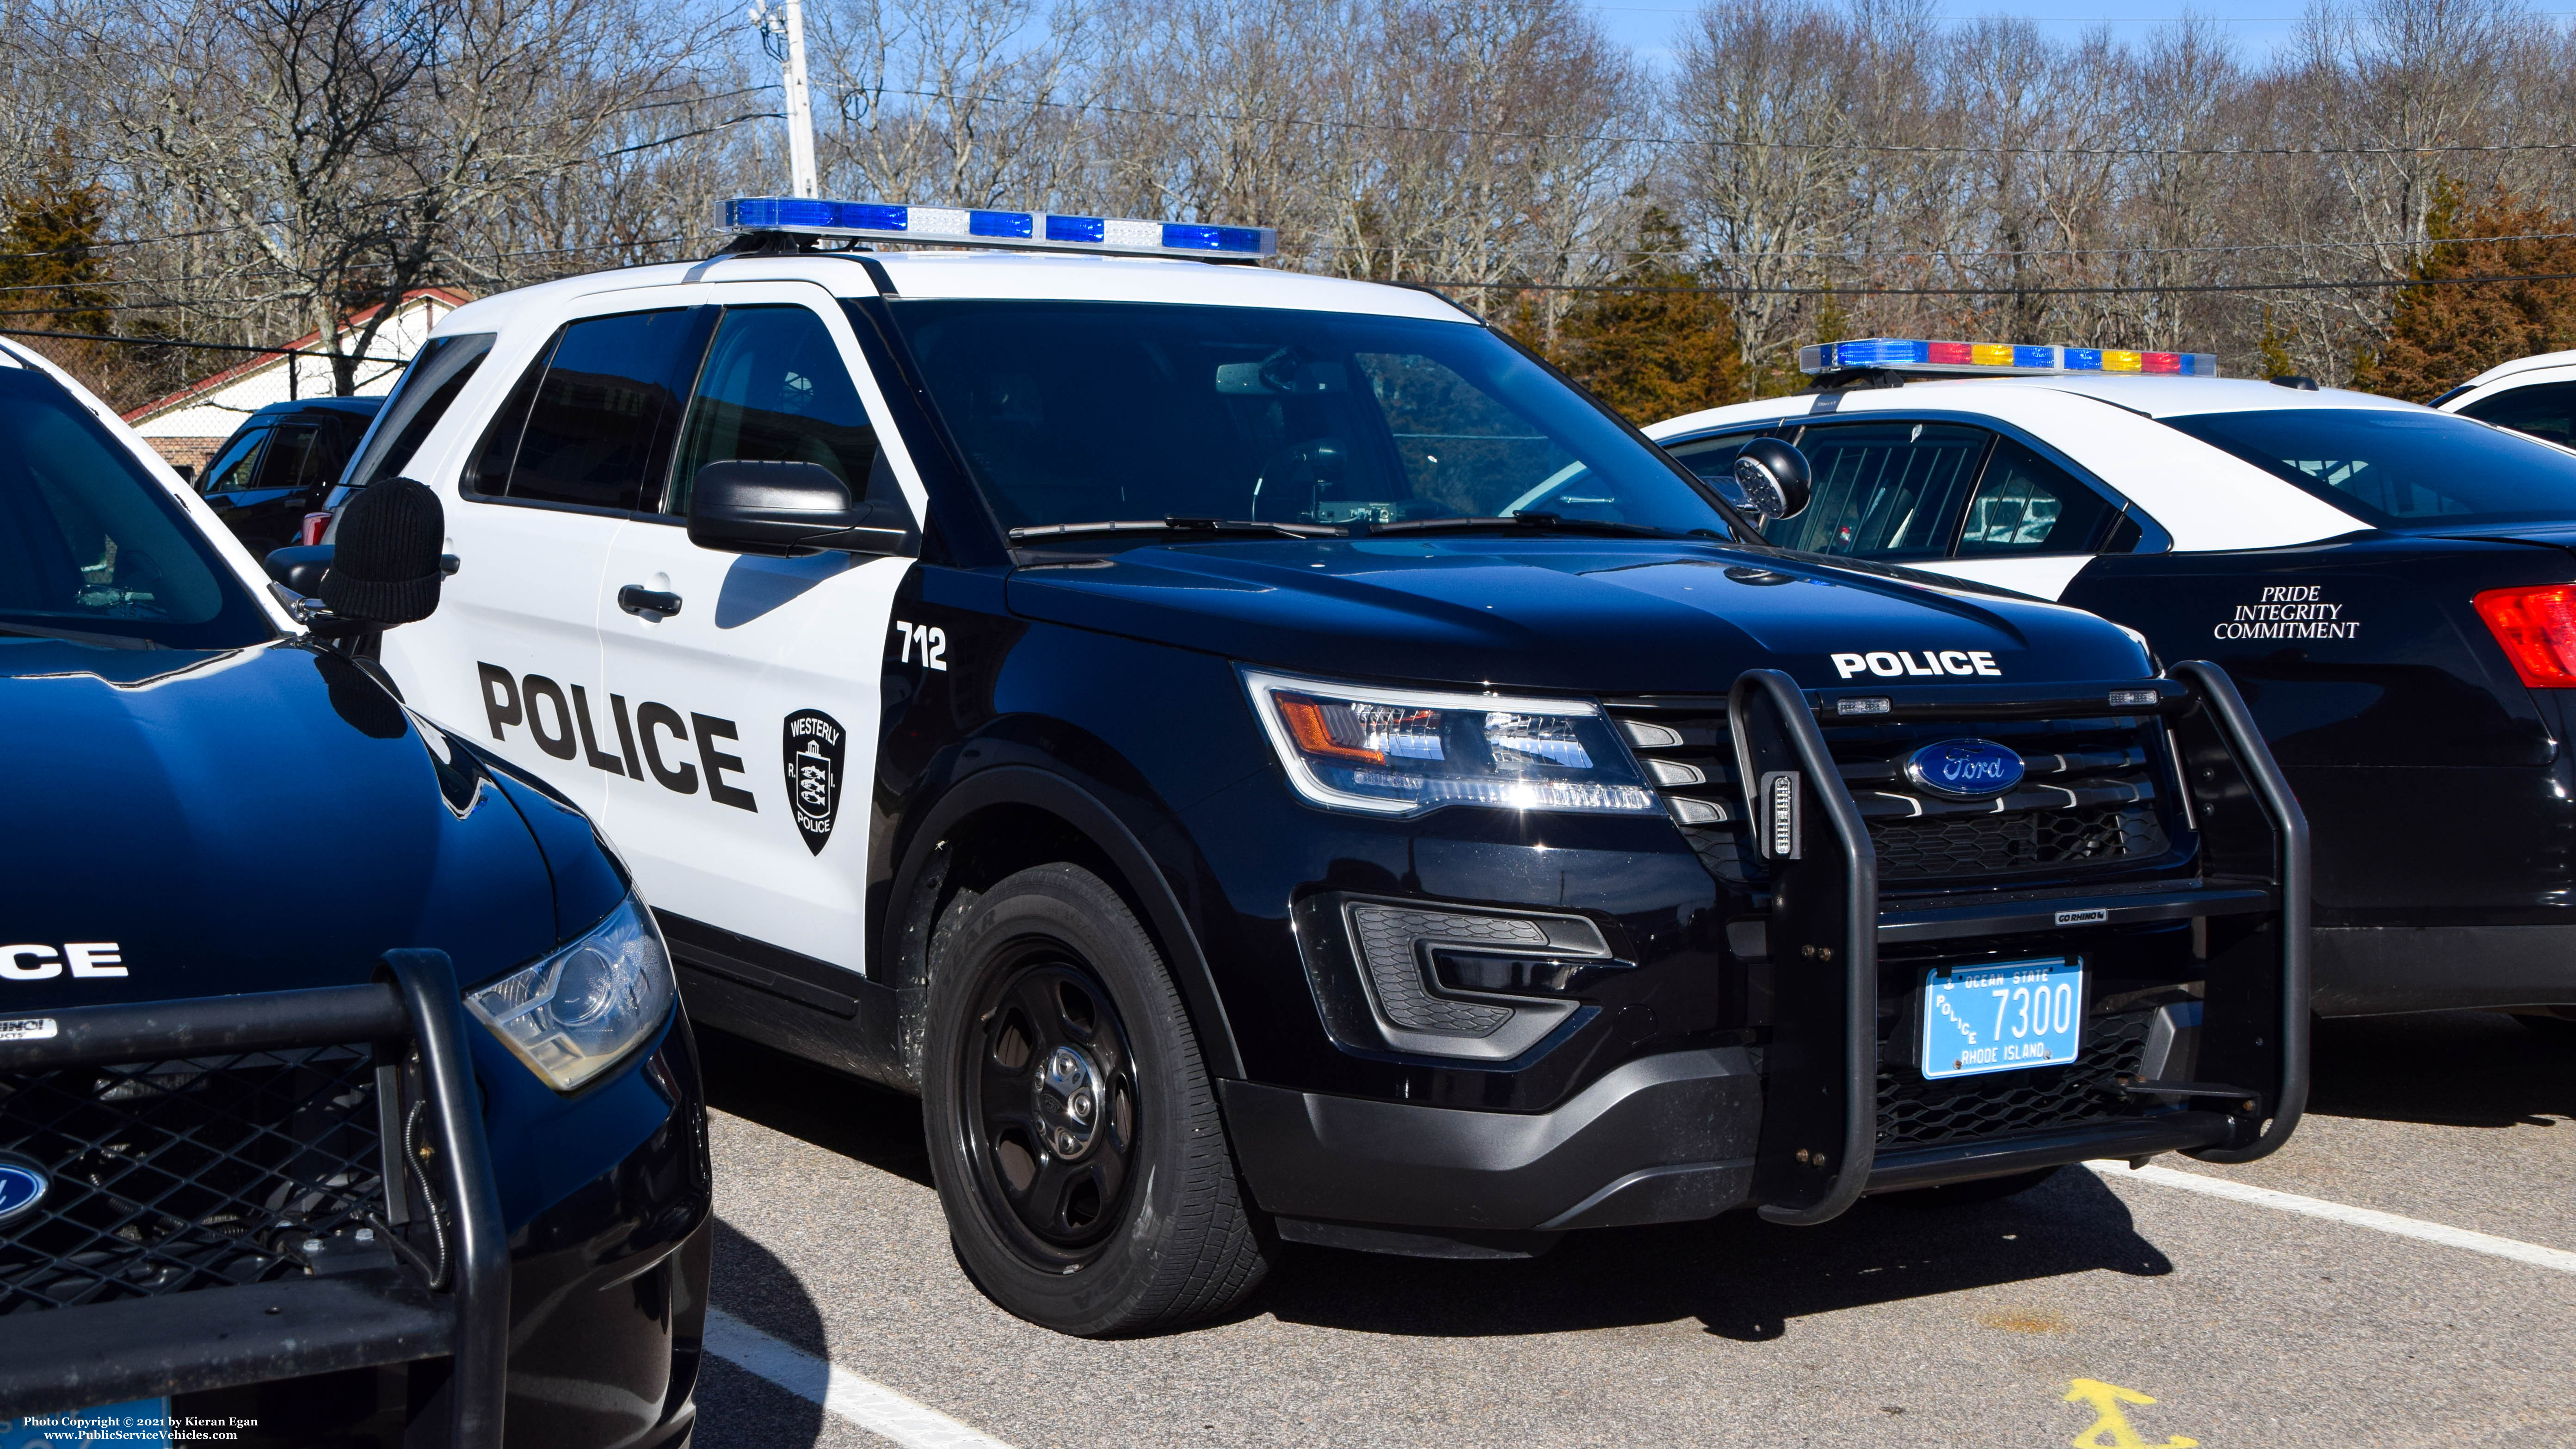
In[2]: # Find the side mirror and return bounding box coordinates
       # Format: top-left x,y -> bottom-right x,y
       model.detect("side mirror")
687,460 -> 912,558
173,463 -> 196,482
320,476 -> 444,626
1732,438 -> 1812,523
263,544 -> 333,598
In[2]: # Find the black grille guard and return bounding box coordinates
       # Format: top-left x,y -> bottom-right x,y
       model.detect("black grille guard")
1727,660 -> 2311,1227
0,950 -> 507,1439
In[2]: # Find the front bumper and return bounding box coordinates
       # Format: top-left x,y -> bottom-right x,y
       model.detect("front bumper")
1223,663 -> 2308,1244
0,952 -> 711,1446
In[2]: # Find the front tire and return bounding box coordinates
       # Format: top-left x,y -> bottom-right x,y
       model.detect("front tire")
922,863 -> 1270,1335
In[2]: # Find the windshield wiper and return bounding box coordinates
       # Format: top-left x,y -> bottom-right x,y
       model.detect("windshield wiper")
1008,516 -> 1344,542
0,619 -> 162,648
1369,512 -> 1692,540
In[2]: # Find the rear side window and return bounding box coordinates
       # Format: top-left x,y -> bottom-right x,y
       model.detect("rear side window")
345,333 -> 492,489
1772,421 -> 1986,559
668,306 -> 877,516
1955,437 -> 2119,555
471,310 -> 711,512
253,423 -> 323,492
2164,406 -> 2576,528
2458,381 -> 2576,448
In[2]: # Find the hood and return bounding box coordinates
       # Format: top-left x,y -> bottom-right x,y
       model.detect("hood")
1006,536 -> 2151,693
0,638 -> 558,1011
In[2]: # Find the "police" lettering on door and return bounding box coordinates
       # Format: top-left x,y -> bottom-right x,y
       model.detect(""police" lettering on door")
476,663 -> 757,811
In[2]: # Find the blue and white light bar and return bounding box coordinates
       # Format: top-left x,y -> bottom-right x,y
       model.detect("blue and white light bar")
1800,338 -> 2219,377
725,197 -> 1277,261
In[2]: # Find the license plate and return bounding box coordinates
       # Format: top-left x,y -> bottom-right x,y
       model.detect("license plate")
1920,957 -> 2084,1080
0,1400 -> 170,1448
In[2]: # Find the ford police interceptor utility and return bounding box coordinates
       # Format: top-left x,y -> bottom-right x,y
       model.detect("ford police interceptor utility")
0,342 -> 709,1444
1650,341 -> 2576,1029
2431,347 -> 2576,449
305,200 -> 2307,1336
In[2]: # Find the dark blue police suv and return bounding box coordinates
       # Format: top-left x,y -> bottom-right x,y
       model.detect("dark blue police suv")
0,342 -> 707,1446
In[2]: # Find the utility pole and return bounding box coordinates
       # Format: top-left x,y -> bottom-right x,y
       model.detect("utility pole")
751,0 -> 819,198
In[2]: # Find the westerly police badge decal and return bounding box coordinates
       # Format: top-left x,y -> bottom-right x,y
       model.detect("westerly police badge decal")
782,709 -> 846,856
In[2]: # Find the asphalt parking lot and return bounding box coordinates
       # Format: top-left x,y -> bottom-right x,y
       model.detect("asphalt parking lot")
690,1010 -> 2575,1449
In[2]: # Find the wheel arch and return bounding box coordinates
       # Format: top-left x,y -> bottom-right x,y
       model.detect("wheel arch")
881,764 -> 1245,1087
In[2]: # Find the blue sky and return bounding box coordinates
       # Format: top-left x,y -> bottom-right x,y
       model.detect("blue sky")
1583,1 -> 2312,69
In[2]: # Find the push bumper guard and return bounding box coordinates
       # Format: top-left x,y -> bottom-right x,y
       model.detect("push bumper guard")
0,950 -> 506,1440
1732,660 -> 2310,1227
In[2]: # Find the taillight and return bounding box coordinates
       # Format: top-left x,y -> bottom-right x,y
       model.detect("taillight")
297,511 -> 331,546
2473,584 -> 2576,687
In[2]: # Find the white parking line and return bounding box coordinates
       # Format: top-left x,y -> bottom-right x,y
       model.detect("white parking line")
2090,1160 -> 2576,1275
704,1307 -> 1017,1449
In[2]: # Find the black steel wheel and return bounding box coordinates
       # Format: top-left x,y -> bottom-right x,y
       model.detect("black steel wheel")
923,863 -> 1270,1335
960,956 -> 1139,1265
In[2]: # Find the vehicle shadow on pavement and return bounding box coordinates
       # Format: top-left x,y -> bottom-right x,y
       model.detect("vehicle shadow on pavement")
2305,1010 -> 2573,1129
696,1223 -> 831,1449
1257,1168 -> 2169,1342
698,1025 -> 935,1187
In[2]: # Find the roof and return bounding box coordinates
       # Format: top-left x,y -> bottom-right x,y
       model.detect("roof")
2459,348 -> 2576,390
123,287 -> 473,426
431,250 -> 1475,337
244,395 -> 384,420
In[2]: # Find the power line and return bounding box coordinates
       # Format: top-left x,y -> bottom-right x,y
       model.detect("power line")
838,81 -> 2576,161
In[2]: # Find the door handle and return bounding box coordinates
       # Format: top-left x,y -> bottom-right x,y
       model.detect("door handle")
618,585 -> 682,620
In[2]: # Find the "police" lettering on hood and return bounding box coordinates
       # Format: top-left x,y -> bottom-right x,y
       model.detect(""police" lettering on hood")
1831,650 -> 2002,680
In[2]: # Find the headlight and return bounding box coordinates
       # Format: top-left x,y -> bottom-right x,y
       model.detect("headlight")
465,890 -> 675,1091
1242,668 -> 1657,817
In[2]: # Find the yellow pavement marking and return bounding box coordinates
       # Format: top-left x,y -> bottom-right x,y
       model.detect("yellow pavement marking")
2064,1379 -> 2199,1449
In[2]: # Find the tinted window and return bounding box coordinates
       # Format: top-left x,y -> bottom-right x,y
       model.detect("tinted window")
345,333 -> 492,489
253,423 -> 323,492
880,300 -> 1738,536
669,307 -> 877,516
486,310 -> 708,512
1661,431 -> 1760,512
1956,437 -> 2118,555
200,425 -> 268,494
1772,421 -> 1986,559
0,365 -> 266,647
2459,381 -> 2576,448
2164,407 -> 2576,529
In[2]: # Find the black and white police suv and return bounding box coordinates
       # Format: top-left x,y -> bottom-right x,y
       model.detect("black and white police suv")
0,342 -> 709,1445
313,199 -> 2306,1336
1650,339 -> 2576,1028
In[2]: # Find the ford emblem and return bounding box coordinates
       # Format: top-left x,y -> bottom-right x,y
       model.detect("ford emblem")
0,1153 -> 49,1225
1905,738 -> 2025,800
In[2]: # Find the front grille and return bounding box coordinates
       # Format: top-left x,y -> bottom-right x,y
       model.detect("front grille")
1608,704 -> 2183,889
1875,1009 -> 2151,1150
1870,802 -> 2168,880
0,1047 -> 387,1314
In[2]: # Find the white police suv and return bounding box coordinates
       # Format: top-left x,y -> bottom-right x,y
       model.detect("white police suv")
1650,339 -> 2576,1028
305,216 -> 2307,1336
2431,347 -> 2576,448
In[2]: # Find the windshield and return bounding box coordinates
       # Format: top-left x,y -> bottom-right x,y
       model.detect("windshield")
2163,407 -> 2576,529
874,299 -> 1739,537
0,363 -> 271,647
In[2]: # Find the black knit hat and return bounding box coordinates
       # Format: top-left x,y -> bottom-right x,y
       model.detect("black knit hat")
322,476 -> 445,625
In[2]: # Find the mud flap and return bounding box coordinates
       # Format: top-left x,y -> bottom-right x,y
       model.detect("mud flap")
1730,669 -> 1879,1225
